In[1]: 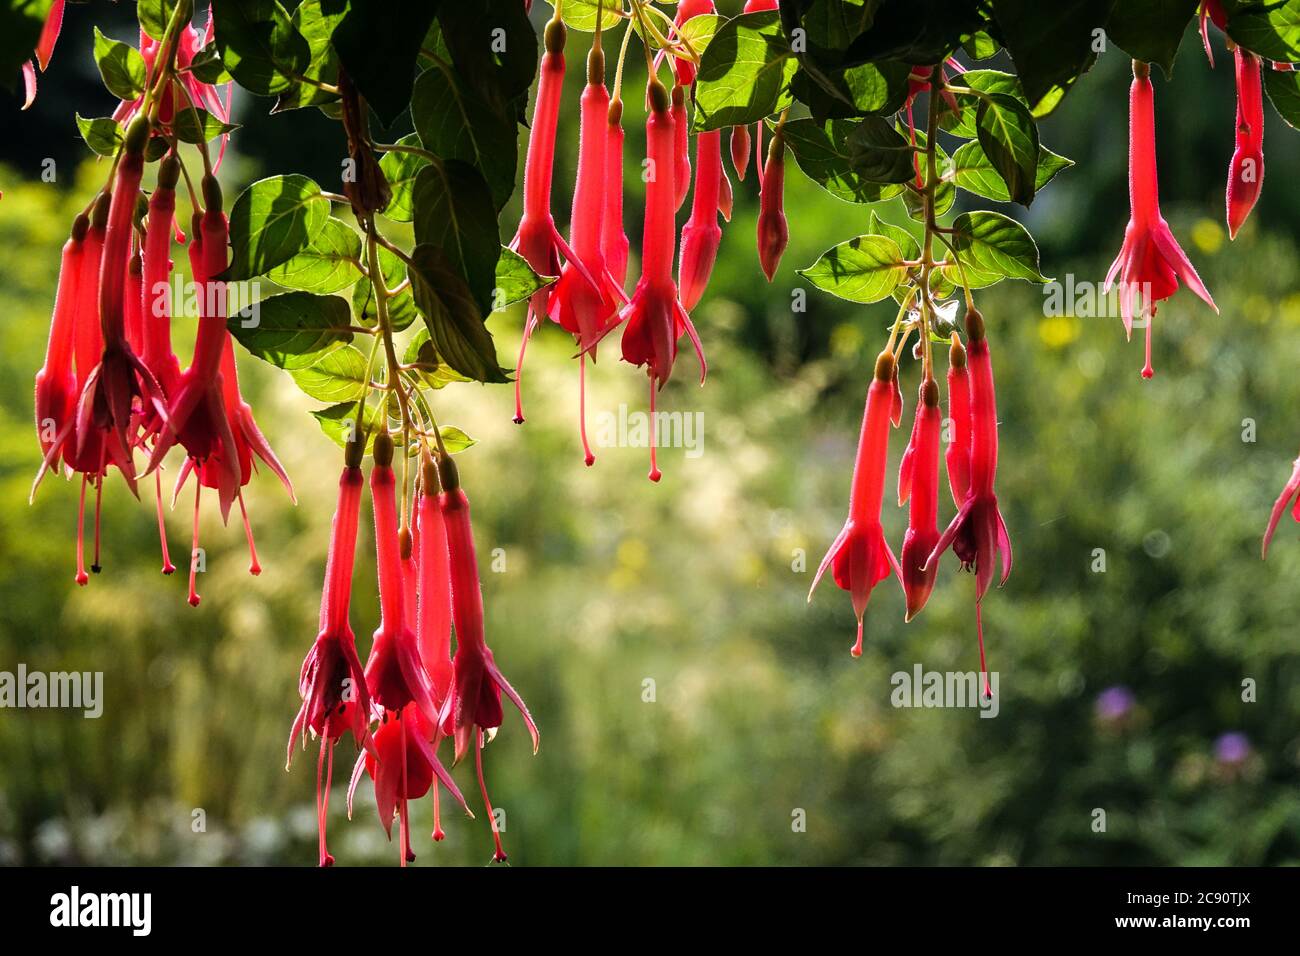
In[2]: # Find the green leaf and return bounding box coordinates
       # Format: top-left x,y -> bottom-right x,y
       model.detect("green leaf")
840,0 -> 985,63
411,161 -> 500,315
288,345 -> 369,403
266,218 -> 362,294
975,92 -> 1041,206
694,11 -> 797,132
272,0 -> 346,111
797,235 -> 909,303
1105,0 -> 1200,76
963,30 -> 1002,59
171,107 -> 240,145
403,327 -> 473,389
226,174 -> 330,281
352,244 -> 418,333
941,70 -> 1029,137
1264,64 -> 1300,128
948,211 -> 1049,285
75,115 -> 123,157
951,140 -> 1073,202
791,60 -> 912,121
1228,0 -> 1300,60
782,118 -> 909,203
228,291 -> 353,370
188,44 -> 234,85
378,135 -> 430,223
558,0 -> 624,31
869,212 -> 922,261
991,0 -> 1113,112
845,116 -> 918,184
494,247 -> 555,310
93,27 -> 148,101
411,66 -> 518,210
310,401 -> 475,455
213,0 -> 311,97
436,0 -> 537,113
139,0 -> 179,42
408,243 -> 508,384
329,0 -> 439,123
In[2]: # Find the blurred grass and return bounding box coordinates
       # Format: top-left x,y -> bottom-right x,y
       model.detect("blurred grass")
3,48 -> 1300,864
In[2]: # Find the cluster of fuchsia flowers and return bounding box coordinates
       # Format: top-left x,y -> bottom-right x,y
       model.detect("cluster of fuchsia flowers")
510,0 -> 785,480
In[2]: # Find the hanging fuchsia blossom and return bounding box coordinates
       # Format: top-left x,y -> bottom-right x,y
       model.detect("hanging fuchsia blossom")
678,129 -> 724,310
944,336 -> 972,509
898,376 -> 941,621
809,350 -> 904,657
287,456 -> 374,867
510,14 -> 597,425
1104,61 -> 1217,379
437,453 -> 538,862
1226,46 -> 1265,239
602,97 -> 631,290
618,80 -> 707,482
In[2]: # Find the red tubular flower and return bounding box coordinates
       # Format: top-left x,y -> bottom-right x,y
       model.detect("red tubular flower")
944,336 -> 972,509
677,129 -> 724,310
1226,46 -> 1264,239
718,156 -> 733,221
671,85 -> 692,211
729,123 -> 751,181
602,98 -> 630,290
548,39 -> 627,466
927,309 -> 1012,691
668,0 -> 714,87
618,80 -> 707,481
928,309 -> 1011,600
809,350 -> 904,657
287,458 -> 374,866
141,154 -> 183,399
1103,61 -> 1217,379
1262,452 -> 1300,559
364,435 -> 439,729
73,117 -> 168,498
756,127 -> 789,281
898,377 -> 942,621
509,15 -> 596,425
33,213 -> 86,481
437,454 -> 538,862
415,457 -> 454,841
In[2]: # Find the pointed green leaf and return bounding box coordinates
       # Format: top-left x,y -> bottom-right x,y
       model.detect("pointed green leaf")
798,235 -> 908,303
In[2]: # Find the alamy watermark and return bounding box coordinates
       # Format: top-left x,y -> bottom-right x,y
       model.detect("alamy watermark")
593,403 -> 704,458
0,664 -> 102,718
890,665 -> 1000,718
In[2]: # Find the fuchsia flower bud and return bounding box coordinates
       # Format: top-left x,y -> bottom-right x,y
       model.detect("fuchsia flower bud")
809,350 -> 904,657
944,336 -> 972,509
672,84 -> 692,211
141,154 -> 183,399
756,127 -> 789,282
618,80 -> 707,481
438,453 -> 538,862
1226,47 -> 1265,239
1103,61 -> 1217,379
677,129 -> 724,310
729,123 -> 751,181
898,377 -> 942,621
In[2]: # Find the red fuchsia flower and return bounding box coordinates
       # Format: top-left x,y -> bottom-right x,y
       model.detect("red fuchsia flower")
141,155 -> 184,402
509,15 -> 597,425
1226,46 -> 1265,239
33,212 -> 87,484
756,125 -> 789,282
1262,451 -> 1300,559
149,177 -> 293,604
809,350 -> 904,657
602,97 -> 631,290
19,0 -> 63,109
678,129 -> 724,310
287,455 -> 375,867
618,79 -> 707,482
119,12 -> 234,168
897,376 -> 942,621
1104,61 -> 1218,379
437,453 -> 538,863
415,456 -> 454,841
926,309 -> 1011,694
665,0 -> 714,88
547,36 -> 627,466
72,117 -> 168,497
944,336 -> 972,510
729,122 -> 752,181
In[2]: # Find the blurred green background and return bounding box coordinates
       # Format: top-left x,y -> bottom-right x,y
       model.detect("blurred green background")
0,6 -> 1297,866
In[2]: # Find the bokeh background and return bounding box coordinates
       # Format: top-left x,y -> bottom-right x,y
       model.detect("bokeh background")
0,4 -> 1297,866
